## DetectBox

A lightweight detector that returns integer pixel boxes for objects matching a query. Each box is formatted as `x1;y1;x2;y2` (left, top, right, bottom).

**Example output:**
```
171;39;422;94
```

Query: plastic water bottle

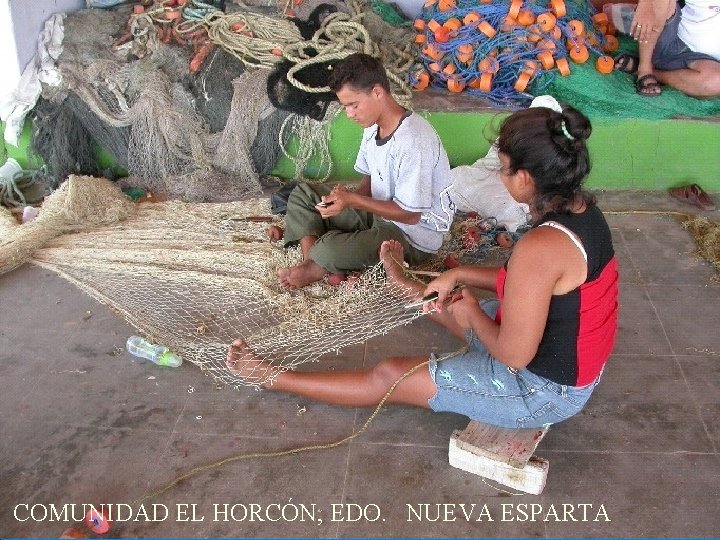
126;336;182;367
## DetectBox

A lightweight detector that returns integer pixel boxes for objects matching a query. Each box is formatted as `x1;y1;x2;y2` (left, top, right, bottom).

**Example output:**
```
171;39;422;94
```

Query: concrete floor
1;191;719;538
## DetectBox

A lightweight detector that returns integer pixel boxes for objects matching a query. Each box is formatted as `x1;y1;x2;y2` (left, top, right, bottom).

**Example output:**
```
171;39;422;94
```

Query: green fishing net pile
536;35;720;119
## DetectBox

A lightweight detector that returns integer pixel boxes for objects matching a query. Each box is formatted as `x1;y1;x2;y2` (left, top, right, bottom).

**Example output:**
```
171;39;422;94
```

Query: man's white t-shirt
354;112;454;253
679;0;720;60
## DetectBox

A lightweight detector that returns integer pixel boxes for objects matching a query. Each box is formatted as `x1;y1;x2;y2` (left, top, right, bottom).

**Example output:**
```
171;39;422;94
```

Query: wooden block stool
448;420;550;495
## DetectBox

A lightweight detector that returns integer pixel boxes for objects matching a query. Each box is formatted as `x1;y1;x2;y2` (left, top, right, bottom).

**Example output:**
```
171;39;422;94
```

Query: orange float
456;44;474;63
501;16;517;32
549;0;566;18
478;56;500;73
551;26;562;39
414;34;426;44
517;10;535;26
413;19;426;31
468;77;483;89
190;41;214;73
438;0;456;12
477;72;494;91
463;12;480;25
603;34;619;52
524;60;538;75
567;38;589;63
508;0;522;20
428;61;442;72
569;45;589;63
556;56;571;75
537;38;556;51
527;24;543;42
434;27;451;42
595;55;614;74
536;12;556;32
427;19;441;32
537;50;555;69
477;20;497;38
514;70;532;92
592;12;609;28
567;19;585;36
413;70;430;90
423;44;443;60
443;62;457;75
447;77;465;93
444;17;462;31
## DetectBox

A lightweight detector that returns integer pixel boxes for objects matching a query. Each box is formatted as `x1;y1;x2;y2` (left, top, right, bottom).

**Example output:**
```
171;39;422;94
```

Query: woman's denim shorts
427;299;601;428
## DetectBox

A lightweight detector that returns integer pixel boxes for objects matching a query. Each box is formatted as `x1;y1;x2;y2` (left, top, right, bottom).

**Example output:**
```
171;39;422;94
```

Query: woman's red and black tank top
495;205;619;386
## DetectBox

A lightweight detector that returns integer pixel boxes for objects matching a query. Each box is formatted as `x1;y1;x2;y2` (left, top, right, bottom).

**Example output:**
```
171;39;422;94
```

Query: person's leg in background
632;0;676;95
654;58;720;99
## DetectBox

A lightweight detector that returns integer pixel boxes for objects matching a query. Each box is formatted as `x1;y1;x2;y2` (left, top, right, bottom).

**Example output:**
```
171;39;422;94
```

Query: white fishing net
0;175;426;388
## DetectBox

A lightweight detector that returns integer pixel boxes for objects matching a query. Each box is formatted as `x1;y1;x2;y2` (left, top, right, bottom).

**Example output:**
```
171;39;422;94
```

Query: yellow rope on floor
132;353;454;505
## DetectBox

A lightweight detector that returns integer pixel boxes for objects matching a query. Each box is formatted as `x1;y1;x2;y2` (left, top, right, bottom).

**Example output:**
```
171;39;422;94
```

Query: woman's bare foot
226;339;279;385
267;225;284;242
277;260;327;289
379;240;424;298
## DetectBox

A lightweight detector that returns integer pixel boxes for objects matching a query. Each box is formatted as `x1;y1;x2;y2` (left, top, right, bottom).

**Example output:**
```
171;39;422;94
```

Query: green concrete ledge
4;111;719;191
272;111;720;191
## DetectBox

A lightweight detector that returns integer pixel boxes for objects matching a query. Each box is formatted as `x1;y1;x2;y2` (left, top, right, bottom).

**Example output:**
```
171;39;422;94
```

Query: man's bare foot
277;260;327;289
326;272;346;286
379;240;423;298
267;225;284;242
226;339;279;386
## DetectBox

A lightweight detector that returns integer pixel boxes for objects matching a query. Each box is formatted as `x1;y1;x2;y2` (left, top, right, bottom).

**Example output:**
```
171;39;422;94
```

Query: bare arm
443;227;586;368
631;0;660;42
423;266;501;308
354;175;372;197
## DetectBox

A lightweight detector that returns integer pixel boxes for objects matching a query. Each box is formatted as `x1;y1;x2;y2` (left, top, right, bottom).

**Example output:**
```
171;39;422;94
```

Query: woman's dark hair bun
548;105;592;152
497;102;594;215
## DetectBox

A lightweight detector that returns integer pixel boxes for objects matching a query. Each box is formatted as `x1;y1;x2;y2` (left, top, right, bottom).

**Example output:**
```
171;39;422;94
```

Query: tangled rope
0;165;47;208
411;0;618;105
278;103;341;183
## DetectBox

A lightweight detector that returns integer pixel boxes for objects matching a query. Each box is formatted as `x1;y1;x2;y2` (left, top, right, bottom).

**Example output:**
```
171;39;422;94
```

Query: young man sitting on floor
615;0;720;97
269;53;454;289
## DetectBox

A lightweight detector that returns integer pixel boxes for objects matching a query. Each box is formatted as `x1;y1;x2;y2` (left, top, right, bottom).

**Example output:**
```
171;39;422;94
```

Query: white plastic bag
447;95;565;232
449;143;529;232
1;14;65;147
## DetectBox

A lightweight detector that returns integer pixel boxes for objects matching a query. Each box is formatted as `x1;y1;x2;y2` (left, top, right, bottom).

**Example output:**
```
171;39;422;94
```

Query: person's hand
445;288;482;329
630;0;657;43
315;184;351;218
423;270;459;313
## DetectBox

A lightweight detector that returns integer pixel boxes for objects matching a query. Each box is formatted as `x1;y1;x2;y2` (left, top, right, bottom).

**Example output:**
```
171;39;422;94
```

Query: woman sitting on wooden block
227;103;619;429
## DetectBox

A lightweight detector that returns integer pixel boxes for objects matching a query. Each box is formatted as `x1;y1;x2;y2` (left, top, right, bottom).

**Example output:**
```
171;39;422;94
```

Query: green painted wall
5;111;720;191
273;111;720;190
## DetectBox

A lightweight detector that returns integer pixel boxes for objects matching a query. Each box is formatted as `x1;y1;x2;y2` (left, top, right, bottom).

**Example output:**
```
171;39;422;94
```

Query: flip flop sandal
635;74;662;96
668;184;716;211
614;52;639;73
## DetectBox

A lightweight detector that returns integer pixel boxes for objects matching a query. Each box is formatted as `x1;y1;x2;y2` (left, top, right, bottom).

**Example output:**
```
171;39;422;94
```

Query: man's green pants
283;183;432;273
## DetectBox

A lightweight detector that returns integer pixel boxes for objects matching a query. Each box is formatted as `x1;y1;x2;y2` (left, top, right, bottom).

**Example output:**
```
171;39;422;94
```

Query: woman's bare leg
227;339;436;408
